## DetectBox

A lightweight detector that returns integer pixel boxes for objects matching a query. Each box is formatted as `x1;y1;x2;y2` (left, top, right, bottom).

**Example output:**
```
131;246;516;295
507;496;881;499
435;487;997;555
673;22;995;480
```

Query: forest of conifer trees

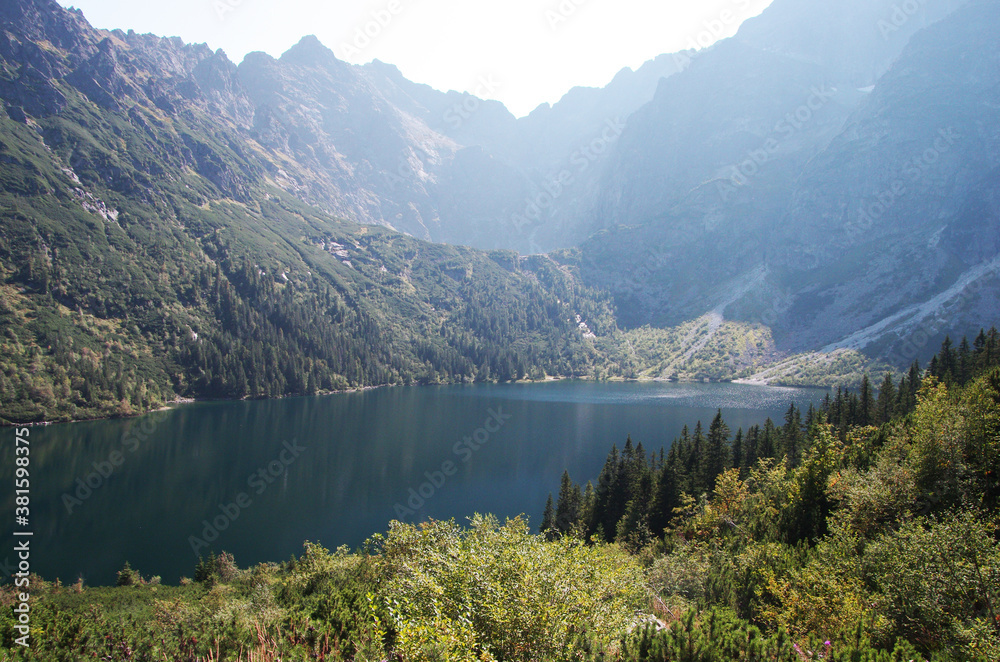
534;327;1000;659
542;327;1000;549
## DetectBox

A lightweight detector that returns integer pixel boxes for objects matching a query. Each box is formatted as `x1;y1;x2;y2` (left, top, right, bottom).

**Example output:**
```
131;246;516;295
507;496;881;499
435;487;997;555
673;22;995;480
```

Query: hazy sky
57;0;774;117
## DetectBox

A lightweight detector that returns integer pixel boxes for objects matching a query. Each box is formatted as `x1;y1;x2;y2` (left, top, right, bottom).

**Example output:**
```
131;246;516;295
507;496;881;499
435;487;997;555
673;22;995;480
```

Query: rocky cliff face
576;0;999;364
1;0;679;255
589;0;971;232
772;0;1000;356
3;0;996;372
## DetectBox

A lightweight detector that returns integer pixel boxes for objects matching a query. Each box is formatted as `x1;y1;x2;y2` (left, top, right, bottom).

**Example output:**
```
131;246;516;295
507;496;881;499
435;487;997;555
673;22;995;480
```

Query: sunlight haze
57;0;774;117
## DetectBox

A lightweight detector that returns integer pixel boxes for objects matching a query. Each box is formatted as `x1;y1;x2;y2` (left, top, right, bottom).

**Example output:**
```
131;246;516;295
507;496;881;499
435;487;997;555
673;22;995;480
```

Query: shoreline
3;375;829;428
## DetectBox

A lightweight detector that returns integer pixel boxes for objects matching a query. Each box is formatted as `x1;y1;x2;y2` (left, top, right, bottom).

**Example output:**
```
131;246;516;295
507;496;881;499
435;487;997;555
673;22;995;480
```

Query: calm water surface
0;381;827;585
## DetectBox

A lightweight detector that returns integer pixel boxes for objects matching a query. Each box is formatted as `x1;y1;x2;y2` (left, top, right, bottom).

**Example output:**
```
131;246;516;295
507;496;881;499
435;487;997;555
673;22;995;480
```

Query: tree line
543;327;1000;547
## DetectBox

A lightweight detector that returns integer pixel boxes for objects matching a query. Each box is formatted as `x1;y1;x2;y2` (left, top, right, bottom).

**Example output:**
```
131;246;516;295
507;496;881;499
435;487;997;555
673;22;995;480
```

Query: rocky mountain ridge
1;0;997;417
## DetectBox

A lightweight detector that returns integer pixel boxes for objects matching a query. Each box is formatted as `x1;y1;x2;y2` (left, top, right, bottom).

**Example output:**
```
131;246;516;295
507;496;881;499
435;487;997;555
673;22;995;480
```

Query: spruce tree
859;374;874;427
831;387;844;428
690;422;705;493
744;426;760;470
958;336;972;385
905;361;921;412
876;373;896;425
591;445;621;540
702;410;730;490
894;375;909;419
581;481;596;532
974;329;988;371
650;461;677;538
939;336;956;383
731;428;744;475
555;470;582;534
928;355;941;381
781;405;803;467
674;426;692;494
540;493;555;539
986;328;999;370
760;418;777;460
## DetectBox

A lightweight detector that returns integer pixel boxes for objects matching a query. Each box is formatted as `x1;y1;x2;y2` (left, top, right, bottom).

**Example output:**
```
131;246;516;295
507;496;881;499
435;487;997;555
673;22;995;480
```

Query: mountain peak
281;34;338;66
369;59;404;81
0;0;60;21
1;0;95;52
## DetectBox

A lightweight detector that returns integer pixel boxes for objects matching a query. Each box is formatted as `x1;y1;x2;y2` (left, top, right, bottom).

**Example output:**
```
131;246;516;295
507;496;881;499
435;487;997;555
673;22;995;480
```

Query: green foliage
604;607;982;662
3;345;999;661
616;317;776;381
1;520;647;661
0;86;640;423
379;515;647;661
862;512;1000;655
548;356;1000;661
115;561;139;587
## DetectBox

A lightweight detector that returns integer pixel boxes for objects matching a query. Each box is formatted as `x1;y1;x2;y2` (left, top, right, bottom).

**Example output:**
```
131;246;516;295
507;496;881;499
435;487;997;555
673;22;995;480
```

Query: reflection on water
0;381;826;585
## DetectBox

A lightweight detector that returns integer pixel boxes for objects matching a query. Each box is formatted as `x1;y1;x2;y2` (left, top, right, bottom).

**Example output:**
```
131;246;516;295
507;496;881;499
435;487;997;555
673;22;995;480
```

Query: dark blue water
0;381;826;585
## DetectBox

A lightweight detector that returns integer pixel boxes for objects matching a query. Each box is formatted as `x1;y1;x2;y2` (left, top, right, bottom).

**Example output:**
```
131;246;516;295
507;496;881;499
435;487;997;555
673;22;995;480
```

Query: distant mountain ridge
575;0;999;369
4;0;684;255
0;0;638;423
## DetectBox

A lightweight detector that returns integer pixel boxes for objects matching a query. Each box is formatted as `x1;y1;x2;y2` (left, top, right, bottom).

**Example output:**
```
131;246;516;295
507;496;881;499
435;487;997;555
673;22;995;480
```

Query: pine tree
859;374;874;427
781;404;803;467
957;336;972;386
555;470;582;535
540;493;555;539
876;373;896;425
731;428;744;475
702;410;730;490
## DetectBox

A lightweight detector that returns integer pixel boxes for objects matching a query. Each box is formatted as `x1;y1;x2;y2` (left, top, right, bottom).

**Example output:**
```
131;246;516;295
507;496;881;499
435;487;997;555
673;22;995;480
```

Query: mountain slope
772;0;1000;356
0;0;629;423
577;0;996;367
